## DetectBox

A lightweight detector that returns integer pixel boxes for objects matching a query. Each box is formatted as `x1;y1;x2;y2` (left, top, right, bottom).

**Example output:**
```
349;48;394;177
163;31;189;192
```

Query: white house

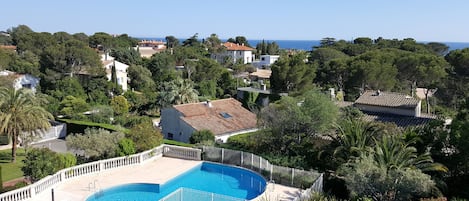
212;42;255;64
0;70;40;93
101;54;129;91
253;55;280;69
160;98;258;143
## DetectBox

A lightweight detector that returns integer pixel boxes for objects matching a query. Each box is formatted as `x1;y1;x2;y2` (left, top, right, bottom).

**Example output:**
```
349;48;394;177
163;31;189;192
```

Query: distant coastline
139;37;469;51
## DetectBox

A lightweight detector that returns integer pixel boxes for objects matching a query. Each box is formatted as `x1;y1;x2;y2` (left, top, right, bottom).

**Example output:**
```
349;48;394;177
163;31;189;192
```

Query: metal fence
202;146;322;190
160;188;247;201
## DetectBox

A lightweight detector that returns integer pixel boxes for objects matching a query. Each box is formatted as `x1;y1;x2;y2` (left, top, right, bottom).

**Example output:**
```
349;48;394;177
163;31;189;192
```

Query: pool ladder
89;179;100;192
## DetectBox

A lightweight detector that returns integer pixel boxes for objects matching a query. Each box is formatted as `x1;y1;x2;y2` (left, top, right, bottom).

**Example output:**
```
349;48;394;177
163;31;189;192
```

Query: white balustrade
0;144;201;201
162;145;201;160
0;187;32;201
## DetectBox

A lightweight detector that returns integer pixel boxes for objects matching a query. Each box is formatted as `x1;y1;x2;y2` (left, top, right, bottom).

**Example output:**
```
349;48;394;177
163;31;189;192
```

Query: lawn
0;148;25;182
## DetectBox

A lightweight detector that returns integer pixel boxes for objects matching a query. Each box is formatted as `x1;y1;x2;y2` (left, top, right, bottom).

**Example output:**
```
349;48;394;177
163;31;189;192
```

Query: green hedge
58;119;129;135
0;135;9;145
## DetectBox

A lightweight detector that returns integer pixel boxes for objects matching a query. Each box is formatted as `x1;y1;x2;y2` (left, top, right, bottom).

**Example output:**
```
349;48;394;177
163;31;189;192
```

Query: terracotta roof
223;42;254;51
250;69;271;79
173;98;257;136
0;45;16;51
355;91;420;109
360;111;436;128
102;60;113;66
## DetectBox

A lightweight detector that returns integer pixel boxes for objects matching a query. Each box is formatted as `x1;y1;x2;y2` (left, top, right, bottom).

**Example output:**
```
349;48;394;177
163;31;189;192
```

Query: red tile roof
223;42;254;51
173;98;257;136
0;45;16;51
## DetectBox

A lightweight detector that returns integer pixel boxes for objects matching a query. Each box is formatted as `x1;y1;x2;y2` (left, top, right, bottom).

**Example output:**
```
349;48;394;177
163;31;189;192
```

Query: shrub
111;95;130;116
189;130;215;144
22;148;64;181
127;122;163;152
88;105;114;124
66;128;125;160
118;138;136;156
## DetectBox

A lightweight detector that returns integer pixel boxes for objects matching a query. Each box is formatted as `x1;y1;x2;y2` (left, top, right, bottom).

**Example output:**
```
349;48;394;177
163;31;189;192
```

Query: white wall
161;108;196;143
14;74;40;93
104;60;129;91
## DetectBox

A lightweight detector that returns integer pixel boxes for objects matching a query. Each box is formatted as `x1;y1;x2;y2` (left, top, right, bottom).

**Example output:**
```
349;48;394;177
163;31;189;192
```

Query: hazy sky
2;0;469;42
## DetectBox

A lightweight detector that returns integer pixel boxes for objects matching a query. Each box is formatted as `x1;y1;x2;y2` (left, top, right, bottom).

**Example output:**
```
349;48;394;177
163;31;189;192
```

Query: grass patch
163;139;194;147
0;148;25;181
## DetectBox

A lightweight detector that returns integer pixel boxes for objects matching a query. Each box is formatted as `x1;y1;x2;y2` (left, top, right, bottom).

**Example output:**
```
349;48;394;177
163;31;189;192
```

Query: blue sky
2;0;469;42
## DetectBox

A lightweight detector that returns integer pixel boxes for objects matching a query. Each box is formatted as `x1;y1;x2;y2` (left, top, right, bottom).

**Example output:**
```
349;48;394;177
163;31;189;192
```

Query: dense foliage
4;25;469;199
22;148;76;181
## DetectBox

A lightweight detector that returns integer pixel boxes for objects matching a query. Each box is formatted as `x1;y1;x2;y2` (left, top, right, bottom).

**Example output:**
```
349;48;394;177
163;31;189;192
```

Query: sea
140;37;469;51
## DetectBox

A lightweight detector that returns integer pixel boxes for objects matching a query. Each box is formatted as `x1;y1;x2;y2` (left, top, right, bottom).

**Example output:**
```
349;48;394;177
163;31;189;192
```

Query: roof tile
173;98;257;135
355;91;420;108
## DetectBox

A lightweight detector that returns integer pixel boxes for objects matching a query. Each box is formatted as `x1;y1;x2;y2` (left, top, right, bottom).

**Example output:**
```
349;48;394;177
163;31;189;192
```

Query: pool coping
28;157;301;201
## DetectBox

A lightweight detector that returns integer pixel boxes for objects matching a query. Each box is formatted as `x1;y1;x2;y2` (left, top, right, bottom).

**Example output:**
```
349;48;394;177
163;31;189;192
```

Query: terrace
0;145;321;201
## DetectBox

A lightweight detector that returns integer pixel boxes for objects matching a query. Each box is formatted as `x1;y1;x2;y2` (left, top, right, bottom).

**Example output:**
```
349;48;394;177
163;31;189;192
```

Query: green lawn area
0;148;25;182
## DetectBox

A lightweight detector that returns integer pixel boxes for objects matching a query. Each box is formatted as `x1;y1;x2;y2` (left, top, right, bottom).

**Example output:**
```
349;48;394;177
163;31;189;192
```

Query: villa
340;90;437;128
160;98;258;143
252;55;280;69
0;70;40;93
101;54;129;91
134;40;167;58
211;42;255;64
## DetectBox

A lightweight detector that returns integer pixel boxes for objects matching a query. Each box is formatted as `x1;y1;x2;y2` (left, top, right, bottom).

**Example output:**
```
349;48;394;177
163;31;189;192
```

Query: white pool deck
30;157;301;201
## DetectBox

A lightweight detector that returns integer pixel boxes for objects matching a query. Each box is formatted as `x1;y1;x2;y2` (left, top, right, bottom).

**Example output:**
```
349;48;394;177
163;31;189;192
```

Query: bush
0;135;9;145
88;105;114;124
118;138;136;156
111;95;130;116
66;128;125;160
127;122;163;152
21;148;76;182
114;115;151;128
189;130;215;144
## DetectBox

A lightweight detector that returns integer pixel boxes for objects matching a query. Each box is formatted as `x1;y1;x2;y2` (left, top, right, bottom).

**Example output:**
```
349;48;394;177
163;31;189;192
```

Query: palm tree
0;87;54;162
158;77;198;108
331;119;378;164
371;134;447;173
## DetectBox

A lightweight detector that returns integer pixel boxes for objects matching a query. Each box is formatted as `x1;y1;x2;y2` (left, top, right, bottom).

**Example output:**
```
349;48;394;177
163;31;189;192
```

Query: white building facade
101;54;129;91
0;70;40;93
212;42;255;64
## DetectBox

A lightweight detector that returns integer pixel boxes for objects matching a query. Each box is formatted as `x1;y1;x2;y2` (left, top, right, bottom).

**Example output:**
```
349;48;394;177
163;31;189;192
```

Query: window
261;57;265;61
220;112;232;119
22;84;32;89
168;133;174;140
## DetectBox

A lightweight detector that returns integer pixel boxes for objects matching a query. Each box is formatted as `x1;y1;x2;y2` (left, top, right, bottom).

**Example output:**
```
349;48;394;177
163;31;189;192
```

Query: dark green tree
189;129;215;144
127;122;163;152
270;53;316;93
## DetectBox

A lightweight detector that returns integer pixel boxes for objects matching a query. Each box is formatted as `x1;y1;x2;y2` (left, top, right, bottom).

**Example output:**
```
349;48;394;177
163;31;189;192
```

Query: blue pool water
86;162;266;201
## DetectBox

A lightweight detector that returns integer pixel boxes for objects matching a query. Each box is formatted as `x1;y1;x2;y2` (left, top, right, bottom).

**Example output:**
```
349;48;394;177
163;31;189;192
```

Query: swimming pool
86;162;266;201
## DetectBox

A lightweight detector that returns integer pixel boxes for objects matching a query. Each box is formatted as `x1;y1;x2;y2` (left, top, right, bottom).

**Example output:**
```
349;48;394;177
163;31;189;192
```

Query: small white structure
160;98;258;143
212;42;255;64
101;54;129;91
253;55;280;69
0;70;40;93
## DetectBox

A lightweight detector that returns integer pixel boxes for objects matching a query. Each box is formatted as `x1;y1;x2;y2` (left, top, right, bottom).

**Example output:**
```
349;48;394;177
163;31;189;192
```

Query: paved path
30;157;301;201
